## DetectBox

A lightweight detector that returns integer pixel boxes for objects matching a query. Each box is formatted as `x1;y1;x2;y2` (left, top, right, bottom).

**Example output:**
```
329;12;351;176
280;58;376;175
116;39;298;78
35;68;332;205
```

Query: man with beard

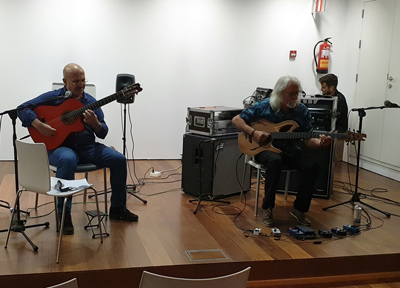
233;75;332;227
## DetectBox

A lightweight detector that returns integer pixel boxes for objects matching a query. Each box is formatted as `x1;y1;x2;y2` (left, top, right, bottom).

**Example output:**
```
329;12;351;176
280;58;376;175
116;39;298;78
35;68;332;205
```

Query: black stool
84;210;110;238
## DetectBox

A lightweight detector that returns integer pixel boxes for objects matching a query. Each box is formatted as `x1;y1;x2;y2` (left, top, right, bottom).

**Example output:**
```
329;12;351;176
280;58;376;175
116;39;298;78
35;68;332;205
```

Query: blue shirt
17;86;108;148
240;98;313;132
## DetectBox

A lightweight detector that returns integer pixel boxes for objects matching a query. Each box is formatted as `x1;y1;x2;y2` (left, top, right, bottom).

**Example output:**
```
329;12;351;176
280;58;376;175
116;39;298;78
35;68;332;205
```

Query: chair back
139;267;250;288
16;140;51;194
46;278;78;288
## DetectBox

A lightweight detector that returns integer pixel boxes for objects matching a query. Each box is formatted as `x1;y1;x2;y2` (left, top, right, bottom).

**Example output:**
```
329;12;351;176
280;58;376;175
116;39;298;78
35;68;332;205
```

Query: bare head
62;63;86;99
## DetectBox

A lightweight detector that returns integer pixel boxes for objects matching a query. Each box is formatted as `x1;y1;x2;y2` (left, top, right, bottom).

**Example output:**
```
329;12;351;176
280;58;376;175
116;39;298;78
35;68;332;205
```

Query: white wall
0;0;364;160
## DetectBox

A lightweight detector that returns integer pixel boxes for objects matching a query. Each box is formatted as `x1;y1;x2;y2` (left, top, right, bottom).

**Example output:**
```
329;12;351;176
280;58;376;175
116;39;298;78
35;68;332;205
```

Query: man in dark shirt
319;73;349;161
233;75;332;227
17;63;138;235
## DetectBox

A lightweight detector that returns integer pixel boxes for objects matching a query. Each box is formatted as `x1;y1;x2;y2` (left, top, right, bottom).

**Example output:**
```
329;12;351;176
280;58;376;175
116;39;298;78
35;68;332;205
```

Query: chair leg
56;198;68;263
255;168;261;217
103;168;108;214
90;187;104;244
240;159;249;202
284;171;291;201
35;193;39;210
83;172;89;204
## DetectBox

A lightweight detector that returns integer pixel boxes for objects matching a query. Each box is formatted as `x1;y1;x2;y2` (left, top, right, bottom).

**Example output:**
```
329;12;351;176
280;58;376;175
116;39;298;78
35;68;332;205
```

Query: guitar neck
270;132;348;140
77;90;125;115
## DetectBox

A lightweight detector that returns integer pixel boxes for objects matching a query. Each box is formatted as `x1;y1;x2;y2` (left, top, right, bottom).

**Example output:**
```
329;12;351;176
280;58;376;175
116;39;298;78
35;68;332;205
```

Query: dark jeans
255;150;319;212
48;143;127;213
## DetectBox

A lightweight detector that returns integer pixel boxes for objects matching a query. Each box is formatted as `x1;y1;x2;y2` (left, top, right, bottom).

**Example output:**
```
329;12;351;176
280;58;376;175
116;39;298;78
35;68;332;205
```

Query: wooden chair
138;267;250;288
5;140;103;263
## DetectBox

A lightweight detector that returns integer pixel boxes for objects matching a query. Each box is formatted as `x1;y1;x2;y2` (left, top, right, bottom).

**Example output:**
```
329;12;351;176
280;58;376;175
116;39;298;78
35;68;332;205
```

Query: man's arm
232;115;270;145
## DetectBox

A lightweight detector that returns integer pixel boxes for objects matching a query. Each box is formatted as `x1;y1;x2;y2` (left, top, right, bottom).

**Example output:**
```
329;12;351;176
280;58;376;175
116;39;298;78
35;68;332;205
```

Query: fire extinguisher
314;37;332;74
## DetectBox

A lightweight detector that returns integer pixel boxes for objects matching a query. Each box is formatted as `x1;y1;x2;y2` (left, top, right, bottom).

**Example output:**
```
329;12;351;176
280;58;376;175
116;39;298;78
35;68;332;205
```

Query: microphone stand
122;103;147;204
0;108;50;251
323;105;396;217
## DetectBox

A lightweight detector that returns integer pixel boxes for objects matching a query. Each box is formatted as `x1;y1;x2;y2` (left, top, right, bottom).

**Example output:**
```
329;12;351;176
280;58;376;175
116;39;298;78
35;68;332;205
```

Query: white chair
138;267;250;288
5;140;103;263
242;155;296;216
46;278;78;288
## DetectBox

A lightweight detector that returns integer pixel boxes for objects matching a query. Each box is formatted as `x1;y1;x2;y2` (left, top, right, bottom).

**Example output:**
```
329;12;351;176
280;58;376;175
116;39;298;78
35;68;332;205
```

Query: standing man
233;76;332;227
319;73;349;161
17;63;138;235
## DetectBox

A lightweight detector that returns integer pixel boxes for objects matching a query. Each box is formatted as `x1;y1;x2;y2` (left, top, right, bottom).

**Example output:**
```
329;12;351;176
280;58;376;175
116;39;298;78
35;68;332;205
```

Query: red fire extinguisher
314;37;332;74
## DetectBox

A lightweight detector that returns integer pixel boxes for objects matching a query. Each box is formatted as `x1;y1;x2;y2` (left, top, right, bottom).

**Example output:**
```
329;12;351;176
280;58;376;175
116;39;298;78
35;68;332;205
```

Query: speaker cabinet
116;74;135;103
182;133;251;198
277;142;335;198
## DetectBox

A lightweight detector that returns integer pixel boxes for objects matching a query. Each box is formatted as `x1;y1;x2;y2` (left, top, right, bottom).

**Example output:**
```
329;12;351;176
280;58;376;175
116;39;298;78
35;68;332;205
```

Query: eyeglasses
69;79;88;85
283;91;306;98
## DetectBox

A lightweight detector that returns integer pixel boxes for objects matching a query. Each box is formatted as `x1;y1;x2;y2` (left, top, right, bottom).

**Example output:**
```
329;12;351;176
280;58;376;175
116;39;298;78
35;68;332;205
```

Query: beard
286;101;298;109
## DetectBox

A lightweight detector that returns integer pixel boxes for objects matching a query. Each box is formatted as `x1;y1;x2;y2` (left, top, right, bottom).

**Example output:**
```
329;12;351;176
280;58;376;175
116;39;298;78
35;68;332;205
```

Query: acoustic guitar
238;119;366;156
28;83;142;150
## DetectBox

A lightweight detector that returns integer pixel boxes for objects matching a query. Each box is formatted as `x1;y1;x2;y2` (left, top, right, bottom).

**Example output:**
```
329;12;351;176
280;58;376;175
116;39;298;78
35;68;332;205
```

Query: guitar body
28;99;85;150
238;119;299;155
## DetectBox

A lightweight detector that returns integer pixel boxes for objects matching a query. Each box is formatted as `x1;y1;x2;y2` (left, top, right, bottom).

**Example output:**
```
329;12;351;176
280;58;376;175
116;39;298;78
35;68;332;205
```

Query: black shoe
59;212;74;235
109;206;138;222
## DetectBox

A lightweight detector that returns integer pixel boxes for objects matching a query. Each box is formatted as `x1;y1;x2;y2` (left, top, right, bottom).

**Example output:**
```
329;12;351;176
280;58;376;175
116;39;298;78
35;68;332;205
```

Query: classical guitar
238;119;366;156
28;83;142;150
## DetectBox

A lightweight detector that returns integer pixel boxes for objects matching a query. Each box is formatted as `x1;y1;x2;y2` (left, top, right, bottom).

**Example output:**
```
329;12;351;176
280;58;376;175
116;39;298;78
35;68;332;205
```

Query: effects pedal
288;225;316;240
271;228;281;237
331;227;347;236
318;229;333;238
343;225;360;234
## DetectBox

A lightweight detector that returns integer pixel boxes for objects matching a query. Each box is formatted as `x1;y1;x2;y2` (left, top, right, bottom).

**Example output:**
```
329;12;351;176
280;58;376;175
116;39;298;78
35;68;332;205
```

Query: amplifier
301;96;338;132
186;106;243;136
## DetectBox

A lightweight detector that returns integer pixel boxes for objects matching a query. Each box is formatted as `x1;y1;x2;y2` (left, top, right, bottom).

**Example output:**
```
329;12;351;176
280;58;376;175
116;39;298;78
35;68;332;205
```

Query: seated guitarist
232;75;332;227
17;63;138;235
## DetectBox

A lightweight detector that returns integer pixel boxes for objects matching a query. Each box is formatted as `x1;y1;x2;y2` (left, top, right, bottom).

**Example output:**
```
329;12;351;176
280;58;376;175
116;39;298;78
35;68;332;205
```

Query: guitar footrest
84;210;109;238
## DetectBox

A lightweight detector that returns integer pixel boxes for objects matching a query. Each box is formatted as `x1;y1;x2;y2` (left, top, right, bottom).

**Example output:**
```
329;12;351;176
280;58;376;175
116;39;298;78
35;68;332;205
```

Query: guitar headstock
345;131;367;142
122;83;143;97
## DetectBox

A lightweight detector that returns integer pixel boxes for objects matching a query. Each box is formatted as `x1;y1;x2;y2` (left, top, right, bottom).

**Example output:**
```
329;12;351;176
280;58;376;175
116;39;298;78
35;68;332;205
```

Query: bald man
17;63;138;235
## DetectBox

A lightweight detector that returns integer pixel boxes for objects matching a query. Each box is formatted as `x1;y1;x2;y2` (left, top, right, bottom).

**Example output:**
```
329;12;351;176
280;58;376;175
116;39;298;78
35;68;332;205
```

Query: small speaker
116;74;135;104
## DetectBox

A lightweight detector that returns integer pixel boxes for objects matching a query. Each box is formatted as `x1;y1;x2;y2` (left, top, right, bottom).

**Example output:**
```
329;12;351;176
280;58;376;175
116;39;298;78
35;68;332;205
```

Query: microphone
57;91;72;100
384;100;399;107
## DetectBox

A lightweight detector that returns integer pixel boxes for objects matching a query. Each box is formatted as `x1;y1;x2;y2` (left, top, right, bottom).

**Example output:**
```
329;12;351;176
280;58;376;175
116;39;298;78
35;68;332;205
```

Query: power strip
150;171;161;177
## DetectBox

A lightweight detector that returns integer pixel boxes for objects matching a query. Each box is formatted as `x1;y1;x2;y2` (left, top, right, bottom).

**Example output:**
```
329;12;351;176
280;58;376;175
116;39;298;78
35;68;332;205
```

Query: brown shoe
290;208;311;226
262;208;274;227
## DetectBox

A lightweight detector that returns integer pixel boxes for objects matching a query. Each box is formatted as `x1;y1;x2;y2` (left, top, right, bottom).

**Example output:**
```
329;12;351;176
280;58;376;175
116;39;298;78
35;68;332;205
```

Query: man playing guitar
17;63;139;235
233;75;332;227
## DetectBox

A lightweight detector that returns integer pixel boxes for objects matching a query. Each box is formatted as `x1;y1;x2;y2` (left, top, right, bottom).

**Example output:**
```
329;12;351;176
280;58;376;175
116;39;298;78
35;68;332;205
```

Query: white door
380;2;400;167
354;0;397;169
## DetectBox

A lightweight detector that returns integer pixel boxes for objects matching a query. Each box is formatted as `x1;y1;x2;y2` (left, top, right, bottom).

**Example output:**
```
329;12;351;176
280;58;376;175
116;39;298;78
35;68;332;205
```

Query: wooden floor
0;159;400;288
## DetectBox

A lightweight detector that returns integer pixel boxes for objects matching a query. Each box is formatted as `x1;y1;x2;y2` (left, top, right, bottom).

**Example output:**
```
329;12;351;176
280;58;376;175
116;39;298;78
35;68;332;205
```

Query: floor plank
0;160;399;287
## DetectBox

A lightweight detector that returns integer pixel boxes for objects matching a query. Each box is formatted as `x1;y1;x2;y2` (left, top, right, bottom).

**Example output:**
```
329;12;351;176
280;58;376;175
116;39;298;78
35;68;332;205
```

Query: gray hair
270;75;302;111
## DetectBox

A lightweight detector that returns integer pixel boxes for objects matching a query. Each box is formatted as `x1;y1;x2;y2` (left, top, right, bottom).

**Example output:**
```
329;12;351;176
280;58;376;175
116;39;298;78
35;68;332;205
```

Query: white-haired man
233;75;332;227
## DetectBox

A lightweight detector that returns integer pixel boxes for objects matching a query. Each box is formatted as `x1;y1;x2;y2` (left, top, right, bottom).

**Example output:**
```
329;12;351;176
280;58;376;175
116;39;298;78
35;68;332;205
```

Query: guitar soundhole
61;110;77;125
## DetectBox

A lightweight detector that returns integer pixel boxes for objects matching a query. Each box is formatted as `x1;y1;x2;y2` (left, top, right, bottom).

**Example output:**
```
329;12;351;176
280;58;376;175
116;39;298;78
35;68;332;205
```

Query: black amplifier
186;106;243;136
301;96;338;132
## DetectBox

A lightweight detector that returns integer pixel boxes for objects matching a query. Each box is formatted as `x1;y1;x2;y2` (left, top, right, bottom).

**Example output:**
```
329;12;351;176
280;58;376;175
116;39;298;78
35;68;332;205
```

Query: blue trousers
48;143;127;213
255;150;319;213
